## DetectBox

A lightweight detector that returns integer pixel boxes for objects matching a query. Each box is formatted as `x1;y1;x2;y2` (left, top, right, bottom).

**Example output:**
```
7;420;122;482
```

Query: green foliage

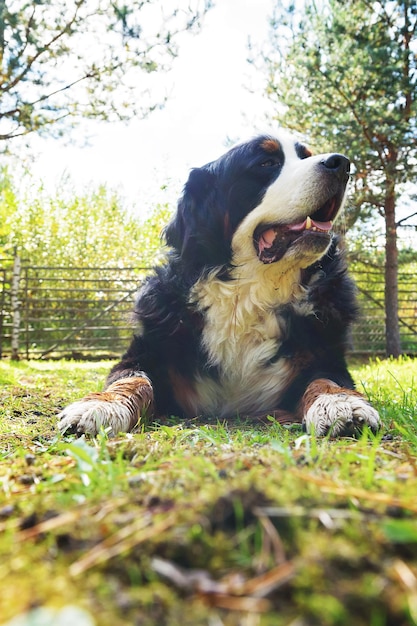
1;358;417;625
0;166;18;251
256;0;416;356
0;0;211;143
350;256;417;353
258;0;416;228
0;169;172;266
0;169;174;359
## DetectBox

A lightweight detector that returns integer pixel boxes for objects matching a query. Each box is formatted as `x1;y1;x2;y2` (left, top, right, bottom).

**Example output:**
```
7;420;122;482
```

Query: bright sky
26;0;277;214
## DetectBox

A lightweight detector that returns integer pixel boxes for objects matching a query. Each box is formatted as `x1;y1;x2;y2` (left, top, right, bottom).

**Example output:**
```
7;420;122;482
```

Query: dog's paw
303;391;381;437
58;397;136;436
58;375;153;436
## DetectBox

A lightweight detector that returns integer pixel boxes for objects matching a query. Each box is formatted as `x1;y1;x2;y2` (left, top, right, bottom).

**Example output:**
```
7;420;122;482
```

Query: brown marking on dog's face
260;138;281;153
294;141;314;159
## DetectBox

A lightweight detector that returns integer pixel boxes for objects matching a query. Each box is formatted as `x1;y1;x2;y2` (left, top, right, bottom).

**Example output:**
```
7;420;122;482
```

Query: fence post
11;252;21;361
0;268;6;359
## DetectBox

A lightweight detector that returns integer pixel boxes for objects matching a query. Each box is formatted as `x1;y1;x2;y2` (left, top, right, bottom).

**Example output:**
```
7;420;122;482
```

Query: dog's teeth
305;216;312;230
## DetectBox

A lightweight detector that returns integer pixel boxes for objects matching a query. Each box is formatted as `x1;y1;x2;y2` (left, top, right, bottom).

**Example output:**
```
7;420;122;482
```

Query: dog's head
165;132;350;272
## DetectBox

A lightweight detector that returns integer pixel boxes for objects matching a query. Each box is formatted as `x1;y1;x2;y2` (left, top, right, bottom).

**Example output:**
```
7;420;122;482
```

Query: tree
256;0;417;357
0;0;210;143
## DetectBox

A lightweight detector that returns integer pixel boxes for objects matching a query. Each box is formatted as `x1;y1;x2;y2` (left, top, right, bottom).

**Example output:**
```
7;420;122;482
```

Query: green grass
0;357;417;626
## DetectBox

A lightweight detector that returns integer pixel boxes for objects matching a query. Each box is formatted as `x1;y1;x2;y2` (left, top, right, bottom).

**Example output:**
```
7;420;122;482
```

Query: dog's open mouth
254;193;342;264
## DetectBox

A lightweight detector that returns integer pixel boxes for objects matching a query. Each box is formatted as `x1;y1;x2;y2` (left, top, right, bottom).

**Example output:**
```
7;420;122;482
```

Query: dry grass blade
70;511;178;577
17;509;85;541
16;498;129;541
253;505;363;519
289;468;417;512
241;562;295;597
392;560;417;591
254;509;287;567
201;593;272;613
152;556;295;612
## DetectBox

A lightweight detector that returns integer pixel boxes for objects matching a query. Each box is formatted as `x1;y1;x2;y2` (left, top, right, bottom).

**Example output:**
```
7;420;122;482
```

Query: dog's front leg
301;378;381;437
58;373;154;436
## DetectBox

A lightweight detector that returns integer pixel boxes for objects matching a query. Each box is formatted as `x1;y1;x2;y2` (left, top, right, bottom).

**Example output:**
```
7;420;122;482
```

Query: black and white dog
58;132;380;437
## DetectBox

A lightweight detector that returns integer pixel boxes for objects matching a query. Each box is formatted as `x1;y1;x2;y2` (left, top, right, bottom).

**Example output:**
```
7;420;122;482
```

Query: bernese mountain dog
58;132;381;438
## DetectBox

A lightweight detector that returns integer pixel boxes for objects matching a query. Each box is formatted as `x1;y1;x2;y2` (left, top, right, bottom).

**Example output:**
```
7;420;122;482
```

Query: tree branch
396;211;417;227
3;3;84;93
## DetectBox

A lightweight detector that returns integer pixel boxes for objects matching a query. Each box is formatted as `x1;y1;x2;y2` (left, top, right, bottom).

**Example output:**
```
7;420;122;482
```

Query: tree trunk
384;182;401;357
11;252;21;361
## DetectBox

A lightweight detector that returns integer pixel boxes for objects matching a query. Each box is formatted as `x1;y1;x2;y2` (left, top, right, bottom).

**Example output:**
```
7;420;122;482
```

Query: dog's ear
165;167;229;268
165;167;215;251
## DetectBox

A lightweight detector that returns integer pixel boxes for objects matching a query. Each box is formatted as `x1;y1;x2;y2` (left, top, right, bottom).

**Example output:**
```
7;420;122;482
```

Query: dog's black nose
321;154;350;179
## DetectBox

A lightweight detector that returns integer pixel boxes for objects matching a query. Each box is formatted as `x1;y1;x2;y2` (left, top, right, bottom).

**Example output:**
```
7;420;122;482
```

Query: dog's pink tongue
259;218;333;253
259;228;277;252
313;220;333;231
262;229;276;246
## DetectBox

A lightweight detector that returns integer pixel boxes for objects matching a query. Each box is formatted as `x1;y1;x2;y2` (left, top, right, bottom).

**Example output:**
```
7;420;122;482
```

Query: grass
0;357;416;626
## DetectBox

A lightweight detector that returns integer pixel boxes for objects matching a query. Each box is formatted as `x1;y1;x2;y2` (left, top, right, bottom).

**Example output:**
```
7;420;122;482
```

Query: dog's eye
260;159;279;168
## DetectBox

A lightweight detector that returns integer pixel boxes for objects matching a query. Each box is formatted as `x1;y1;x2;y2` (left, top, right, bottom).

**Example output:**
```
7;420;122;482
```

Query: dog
58;132;381;438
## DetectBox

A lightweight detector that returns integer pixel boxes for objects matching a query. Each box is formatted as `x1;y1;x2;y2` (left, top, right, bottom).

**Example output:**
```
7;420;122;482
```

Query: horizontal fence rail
0;259;151;359
352;261;417;355
0;256;416;359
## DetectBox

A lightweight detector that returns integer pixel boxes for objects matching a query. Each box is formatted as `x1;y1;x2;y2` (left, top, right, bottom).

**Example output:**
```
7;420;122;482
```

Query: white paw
303;392;381;437
58;398;135;436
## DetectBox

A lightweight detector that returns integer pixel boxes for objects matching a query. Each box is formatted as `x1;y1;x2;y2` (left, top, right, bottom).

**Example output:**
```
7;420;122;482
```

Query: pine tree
257;0;416;357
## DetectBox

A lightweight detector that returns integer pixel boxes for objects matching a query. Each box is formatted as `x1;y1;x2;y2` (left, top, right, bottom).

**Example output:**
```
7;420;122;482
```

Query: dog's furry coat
58;132;380;437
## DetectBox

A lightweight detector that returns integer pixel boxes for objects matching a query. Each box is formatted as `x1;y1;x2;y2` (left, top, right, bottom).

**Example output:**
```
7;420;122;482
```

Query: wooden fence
0;256;416;359
0;258;150;359
352;260;417;355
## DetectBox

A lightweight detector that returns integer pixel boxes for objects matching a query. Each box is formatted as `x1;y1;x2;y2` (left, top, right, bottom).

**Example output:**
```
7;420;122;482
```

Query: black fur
165;136;285;272
107;134;359;422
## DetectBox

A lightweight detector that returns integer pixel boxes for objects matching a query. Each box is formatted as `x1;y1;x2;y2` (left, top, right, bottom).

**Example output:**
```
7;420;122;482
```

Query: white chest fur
189;261;307;417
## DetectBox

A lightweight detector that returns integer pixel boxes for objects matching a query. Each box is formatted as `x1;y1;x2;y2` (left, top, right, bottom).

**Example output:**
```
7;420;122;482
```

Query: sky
24;0;277;214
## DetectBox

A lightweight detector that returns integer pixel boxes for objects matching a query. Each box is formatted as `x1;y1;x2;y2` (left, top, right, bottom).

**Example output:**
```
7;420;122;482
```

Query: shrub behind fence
352;260;417;355
0;257;416;359
0;259;150;359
